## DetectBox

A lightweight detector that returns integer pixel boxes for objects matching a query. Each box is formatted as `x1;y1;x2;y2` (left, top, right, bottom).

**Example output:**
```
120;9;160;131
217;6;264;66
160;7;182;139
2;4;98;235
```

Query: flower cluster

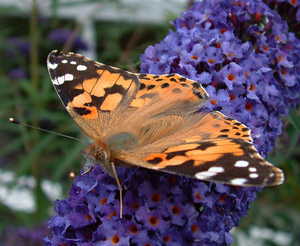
45;165;258;245
46;0;299;245
141;0;300;157
5;37;31;58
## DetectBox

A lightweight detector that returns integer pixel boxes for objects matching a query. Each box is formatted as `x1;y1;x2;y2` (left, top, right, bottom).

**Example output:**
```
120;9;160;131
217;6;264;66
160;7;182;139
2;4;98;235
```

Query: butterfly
47;50;284;188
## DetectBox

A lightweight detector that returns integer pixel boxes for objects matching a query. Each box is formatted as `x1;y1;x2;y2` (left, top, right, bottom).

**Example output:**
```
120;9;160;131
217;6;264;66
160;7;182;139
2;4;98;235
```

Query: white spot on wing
208;167;224;173
234;160;249;167
52;78;59;85
249;167;257;172
57;76;64;85
70;61;76;65
62;60;68;64
231;178;247;185
77;65;87;71
47;62;57;69
65;73;74;81
195;171;216;179
195;166;224;179
249;173;259;178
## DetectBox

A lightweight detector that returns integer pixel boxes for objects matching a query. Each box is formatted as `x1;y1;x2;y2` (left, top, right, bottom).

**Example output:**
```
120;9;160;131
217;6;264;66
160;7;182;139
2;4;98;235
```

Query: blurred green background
0;0;299;245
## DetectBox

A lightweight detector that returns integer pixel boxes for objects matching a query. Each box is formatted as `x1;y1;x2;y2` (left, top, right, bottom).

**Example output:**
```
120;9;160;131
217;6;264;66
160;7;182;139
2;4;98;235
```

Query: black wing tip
47;50;77;61
265;168;285;187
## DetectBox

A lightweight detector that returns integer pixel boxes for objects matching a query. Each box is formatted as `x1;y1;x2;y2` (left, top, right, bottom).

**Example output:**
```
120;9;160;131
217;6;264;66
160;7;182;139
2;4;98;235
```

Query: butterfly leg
111;161;123;218
81;164;94;176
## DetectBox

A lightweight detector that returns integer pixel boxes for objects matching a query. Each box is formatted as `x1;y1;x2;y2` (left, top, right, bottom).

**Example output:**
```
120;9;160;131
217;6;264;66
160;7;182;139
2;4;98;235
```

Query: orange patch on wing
136;74;207;107
99;70;118;89
207;140;243;154
130;97;153;108
96;69;104;75
185;150;223;163
146;154;190;169
82;106;98;119
74;84;83;90
69;92;98;119
116;76;133;90
83;78;98;93
183;142;244;165
165;144;199;153
107;72;122;86
185;139;244;164
184;136;203;143
71;91;91;107
100;93;123;111
145;153;167;162
90;80;105;97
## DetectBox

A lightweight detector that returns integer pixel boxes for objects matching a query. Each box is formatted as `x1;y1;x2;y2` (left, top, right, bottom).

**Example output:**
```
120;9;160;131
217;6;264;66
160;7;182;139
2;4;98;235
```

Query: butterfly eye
107;132;137;150
81;149;96;161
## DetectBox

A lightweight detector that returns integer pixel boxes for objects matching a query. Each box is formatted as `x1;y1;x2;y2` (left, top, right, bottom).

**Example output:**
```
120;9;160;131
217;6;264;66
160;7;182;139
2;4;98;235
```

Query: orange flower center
172;206;180;215
100;198;107;205
227;74;235;81
149;216;159;226
229;94;235;101
246;102;253;111
195;191;202;200
130;224;139;234
163;236;170;242
208;59;215;64
131;202;140;209
151;193;161;202
191;224;198;234
86;214;92;221
262;45;269;51
110;235;120;244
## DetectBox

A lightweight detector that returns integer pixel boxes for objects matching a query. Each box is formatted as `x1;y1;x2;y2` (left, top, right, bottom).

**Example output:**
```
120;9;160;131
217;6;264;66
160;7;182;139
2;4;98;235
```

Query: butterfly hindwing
130;73;209;110
114;112;284;187
144;138;283;186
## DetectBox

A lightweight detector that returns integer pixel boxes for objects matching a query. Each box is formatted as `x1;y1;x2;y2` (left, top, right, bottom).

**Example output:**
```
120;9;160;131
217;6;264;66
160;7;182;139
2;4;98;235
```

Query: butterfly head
82;138;115;176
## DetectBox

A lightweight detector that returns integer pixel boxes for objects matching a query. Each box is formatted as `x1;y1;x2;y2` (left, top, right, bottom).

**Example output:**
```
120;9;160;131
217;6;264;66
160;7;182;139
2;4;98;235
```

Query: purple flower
2;223;49;246
219;62;246;90
5;37;30;58
46;166;258;245
204;46;224;67
48;28;88;51
8;68;26;80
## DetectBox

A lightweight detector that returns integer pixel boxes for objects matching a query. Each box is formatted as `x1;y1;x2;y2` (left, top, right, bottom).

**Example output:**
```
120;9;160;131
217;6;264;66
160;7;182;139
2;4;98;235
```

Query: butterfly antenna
9;117;88;144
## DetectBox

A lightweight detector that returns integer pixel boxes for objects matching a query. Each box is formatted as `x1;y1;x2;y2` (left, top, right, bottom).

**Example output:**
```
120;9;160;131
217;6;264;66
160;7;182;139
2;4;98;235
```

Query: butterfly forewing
47;51;140;137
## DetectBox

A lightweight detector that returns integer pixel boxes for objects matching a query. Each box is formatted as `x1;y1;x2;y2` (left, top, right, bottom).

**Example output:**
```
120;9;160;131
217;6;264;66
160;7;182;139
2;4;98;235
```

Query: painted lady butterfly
47;50;284;187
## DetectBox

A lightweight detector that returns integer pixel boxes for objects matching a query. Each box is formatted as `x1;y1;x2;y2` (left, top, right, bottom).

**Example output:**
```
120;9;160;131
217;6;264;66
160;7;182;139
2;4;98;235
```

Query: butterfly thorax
84;132;137;177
